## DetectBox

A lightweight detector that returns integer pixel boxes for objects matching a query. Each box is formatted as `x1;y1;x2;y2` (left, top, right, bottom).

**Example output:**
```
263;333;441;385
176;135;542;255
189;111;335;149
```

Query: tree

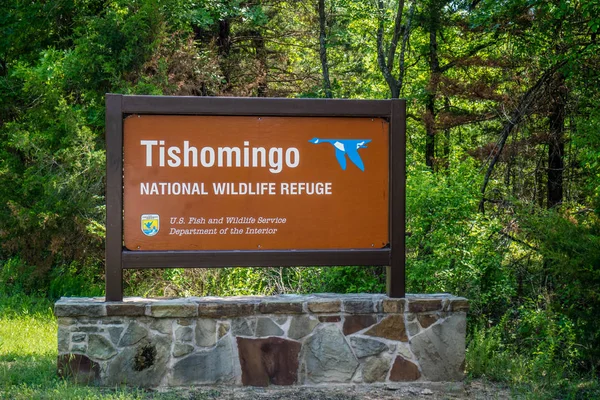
376;0;413;99
318;0;333;98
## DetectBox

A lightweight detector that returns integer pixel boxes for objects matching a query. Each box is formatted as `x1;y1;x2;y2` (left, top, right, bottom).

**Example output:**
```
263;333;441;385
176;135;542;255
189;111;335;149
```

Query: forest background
1;0;600;398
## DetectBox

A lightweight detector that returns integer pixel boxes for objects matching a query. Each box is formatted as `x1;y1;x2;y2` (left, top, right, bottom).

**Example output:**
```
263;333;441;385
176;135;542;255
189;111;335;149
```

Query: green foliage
301;266;385;294
0;50;106;295
466;325;522;383
406;162;514;319
500;299;580;373
0;258;39;295
120;266;384;298
572;109;600;215
1;0;600;395
514;207;600;371
48;262;105;299
467;322;600;399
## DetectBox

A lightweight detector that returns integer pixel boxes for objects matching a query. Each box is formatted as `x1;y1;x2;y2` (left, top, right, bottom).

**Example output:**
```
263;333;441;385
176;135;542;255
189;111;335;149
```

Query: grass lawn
0;294;163;399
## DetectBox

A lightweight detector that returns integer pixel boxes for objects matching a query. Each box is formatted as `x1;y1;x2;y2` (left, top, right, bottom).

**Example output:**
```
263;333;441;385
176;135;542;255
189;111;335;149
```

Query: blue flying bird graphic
308;138;371;171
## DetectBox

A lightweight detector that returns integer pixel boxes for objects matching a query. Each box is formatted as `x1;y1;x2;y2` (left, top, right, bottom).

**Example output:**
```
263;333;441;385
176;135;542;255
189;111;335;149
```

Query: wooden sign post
106;95;406;301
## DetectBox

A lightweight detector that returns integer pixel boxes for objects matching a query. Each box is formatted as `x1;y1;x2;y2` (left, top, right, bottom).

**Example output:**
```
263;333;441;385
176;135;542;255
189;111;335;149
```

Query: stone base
55;294;468;387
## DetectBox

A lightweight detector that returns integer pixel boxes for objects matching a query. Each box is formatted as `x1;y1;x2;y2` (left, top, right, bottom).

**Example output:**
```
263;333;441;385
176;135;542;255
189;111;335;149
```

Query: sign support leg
387;99;406;298
106;94;124;301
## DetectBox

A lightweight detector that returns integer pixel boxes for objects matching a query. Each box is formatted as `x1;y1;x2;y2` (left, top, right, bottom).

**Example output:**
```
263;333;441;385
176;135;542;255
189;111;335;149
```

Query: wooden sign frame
105;94;406;301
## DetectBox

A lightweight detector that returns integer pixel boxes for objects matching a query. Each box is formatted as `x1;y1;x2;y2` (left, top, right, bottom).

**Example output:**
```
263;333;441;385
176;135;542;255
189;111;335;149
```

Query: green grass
466;325;600;400
0;294;189;399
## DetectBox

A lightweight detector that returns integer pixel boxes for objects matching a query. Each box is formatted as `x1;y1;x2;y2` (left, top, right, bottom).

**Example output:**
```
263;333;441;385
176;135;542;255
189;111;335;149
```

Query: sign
123;115;389;251
105;95;406;301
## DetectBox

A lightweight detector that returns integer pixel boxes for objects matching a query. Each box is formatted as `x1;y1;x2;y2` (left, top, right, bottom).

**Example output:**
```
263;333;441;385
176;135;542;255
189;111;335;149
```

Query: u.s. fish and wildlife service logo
141;214;159;236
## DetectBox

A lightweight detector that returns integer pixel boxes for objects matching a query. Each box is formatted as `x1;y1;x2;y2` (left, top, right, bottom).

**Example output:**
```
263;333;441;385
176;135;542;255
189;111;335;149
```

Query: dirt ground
165;380;514;400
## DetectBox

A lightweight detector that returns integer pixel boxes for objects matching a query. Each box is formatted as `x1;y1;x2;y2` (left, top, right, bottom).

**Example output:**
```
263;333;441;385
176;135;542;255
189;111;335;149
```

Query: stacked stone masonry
54;294;468;387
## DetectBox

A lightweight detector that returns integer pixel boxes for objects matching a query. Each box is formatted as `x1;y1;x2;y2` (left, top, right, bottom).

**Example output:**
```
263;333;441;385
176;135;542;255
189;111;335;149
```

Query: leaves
0;0;600;380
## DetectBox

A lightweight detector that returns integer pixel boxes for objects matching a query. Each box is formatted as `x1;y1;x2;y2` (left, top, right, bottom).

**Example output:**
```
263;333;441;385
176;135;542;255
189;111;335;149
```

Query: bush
514;206;600;372
405;162;514;320
120;266;385;298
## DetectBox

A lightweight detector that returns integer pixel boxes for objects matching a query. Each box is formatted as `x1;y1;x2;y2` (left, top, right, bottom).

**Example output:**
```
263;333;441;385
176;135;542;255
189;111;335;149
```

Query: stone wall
54;294;468;387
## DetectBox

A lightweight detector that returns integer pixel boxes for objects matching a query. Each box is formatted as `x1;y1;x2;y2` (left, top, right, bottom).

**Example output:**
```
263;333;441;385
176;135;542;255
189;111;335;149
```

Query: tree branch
397;1;415;94
499;231;539;251
377;0;395;97
318;0;332;98
386;0;405;74
439;41;494;73
479;61;567;212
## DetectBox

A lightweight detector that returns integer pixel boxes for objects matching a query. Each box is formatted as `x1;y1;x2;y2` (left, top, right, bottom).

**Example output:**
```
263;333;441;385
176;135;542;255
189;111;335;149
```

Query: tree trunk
318;0;332;98
547;73;566;208
376;0;405;99
425;93;436;169
442;97;451;170
217;19;232;89
252;30;268;97
479;61;566;211
425;24;440;169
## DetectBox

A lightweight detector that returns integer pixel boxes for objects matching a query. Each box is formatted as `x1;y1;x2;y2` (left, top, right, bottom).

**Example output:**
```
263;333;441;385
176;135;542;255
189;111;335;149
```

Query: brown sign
123;115;389;250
